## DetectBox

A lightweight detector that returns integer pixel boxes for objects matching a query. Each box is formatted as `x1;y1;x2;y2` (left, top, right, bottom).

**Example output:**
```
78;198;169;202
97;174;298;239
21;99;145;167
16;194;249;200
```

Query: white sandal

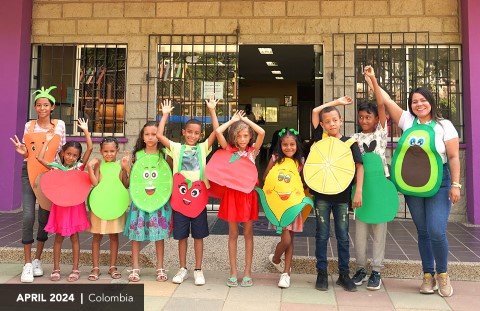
128;269;140;282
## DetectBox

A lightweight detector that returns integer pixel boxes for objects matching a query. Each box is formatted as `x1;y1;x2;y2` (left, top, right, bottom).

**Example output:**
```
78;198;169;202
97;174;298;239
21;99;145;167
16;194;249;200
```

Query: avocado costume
391;118;442;197
88;160;129;220
304;135;356;195
130;150;173;213
352;141;399;224
255;158;313;234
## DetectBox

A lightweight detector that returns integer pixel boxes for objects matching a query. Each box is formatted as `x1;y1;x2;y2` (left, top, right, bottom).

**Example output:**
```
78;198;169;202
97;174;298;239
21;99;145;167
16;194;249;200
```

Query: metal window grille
30;44;127;136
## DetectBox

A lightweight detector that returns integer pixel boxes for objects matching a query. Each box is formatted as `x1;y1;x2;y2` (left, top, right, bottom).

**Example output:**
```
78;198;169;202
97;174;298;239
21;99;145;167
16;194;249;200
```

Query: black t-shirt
309;126;362;203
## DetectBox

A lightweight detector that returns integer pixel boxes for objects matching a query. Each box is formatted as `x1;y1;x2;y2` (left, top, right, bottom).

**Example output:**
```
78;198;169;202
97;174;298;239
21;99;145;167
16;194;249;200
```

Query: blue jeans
314;199;350;273
21;162;49;244
405;165;451;274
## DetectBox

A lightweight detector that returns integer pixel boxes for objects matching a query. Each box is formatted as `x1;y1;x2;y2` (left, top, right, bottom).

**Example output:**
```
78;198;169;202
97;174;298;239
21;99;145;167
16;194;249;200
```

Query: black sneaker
366;270;382;290
336;273;357;292
315;270;328;291
352;268;368;286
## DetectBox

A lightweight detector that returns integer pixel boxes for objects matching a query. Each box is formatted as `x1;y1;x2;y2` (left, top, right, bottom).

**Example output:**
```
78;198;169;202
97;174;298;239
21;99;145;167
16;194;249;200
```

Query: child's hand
353;191;362;208
337;96;353;106
205;95;219;110
88;158;99;169
45;129;55;142
160;99;174;115
231;110;245;122
10;135;27;155
121;151;131;169
363;65;375;78
77;118;89;133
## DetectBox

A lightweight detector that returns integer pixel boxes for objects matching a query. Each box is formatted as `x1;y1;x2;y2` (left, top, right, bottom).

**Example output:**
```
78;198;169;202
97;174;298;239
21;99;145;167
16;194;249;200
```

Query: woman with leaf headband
10;86;66;283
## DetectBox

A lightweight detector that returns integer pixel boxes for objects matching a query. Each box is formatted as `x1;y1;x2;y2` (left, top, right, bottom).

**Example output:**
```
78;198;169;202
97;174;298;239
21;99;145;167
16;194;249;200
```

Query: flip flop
226;277;238;287
241;277;253;287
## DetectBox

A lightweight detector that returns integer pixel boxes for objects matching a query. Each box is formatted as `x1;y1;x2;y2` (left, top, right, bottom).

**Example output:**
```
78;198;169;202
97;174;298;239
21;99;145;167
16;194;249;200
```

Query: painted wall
0;0;32;211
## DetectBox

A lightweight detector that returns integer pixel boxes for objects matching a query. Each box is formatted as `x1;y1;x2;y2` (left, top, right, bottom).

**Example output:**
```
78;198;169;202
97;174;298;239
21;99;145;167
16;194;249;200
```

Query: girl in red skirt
215;110;265;287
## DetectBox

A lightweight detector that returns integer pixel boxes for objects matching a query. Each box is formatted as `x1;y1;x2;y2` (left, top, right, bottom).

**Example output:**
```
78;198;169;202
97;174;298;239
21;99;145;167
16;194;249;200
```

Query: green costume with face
130;150;173;213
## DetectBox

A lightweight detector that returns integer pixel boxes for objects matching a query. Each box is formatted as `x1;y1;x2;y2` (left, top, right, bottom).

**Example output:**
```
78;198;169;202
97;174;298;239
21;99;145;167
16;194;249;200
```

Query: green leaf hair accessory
33;86;57;104
278;128;299;137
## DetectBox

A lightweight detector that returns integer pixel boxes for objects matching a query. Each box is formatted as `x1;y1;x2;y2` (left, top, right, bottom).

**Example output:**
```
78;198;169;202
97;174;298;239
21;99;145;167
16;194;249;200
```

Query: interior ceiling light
258;48;273;54
266;61;278;66
275;77;284;80
271;70;282;75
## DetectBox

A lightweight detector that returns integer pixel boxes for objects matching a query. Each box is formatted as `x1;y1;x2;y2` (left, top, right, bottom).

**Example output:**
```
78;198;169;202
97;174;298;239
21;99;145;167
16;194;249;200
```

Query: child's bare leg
34;241;46;261
91;234;102;269
272;229;292;264
131;241;140;269
24;244;32;264
53;234;64;271
193;238;203;269
109;233;119;267
70;233;80;271
243;221;253;278
228;222;239;278
178;238;187;268
283;231;295;274
155;240;165;269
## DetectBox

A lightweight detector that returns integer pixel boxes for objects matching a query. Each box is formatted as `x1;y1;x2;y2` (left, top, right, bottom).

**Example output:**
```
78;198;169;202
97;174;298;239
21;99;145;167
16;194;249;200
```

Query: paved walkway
1;263;478;311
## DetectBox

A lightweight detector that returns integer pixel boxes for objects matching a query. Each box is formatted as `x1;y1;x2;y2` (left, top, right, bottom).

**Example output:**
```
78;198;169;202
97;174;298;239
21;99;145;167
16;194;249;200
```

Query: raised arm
77;118;93;163
312;96;353;129
364;66;403;125
87;158;100;186
156;99;174;149
120;151;131;188
10;134;28;158
240;112;265;156
205;95;220;148
36;129;55;168
215;111;243;149
364;66;387;128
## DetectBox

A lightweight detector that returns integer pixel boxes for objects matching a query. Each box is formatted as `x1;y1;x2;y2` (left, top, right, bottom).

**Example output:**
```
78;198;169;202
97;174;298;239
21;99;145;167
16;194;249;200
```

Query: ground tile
143;280;177;296
172;280;228;300
223;299;280;311
388;291;452;310
281;302;336;311
445;293;480;311
338;306;395;311
335;289;393;307
382;277;420;293
449;280;480;296
226;285;281;302
281;286;336;305
144;296;169;311
163;297;223;311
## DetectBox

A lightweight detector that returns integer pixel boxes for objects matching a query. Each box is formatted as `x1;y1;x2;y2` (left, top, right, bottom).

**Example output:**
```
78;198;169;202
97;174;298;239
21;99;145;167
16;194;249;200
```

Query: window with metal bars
30;44;127;136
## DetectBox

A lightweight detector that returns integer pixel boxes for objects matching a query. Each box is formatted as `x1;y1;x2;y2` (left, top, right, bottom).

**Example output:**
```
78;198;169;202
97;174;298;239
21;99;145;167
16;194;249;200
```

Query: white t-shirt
398;111;458;164
352;121;389;177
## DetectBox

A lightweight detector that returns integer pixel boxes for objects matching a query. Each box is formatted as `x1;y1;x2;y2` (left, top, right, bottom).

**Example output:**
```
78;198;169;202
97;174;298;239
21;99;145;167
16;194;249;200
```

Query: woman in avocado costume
380;80;460;297
87;137;129;281
10;86;66;283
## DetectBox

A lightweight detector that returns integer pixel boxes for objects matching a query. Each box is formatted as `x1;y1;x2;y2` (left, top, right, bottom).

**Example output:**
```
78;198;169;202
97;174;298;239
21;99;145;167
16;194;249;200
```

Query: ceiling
238;45;315;83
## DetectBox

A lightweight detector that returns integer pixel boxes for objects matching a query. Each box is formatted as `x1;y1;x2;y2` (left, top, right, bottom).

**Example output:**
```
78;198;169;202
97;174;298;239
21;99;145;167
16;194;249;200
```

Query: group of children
10;65;455;297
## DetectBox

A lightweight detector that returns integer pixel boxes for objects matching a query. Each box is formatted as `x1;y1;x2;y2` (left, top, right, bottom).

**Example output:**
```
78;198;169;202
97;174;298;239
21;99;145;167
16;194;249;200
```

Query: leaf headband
33;86;57;104
278;128;299;137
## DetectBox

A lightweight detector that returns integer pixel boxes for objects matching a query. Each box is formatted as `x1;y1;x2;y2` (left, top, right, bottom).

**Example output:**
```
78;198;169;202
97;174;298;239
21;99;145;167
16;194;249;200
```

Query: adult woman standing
378;83;460;297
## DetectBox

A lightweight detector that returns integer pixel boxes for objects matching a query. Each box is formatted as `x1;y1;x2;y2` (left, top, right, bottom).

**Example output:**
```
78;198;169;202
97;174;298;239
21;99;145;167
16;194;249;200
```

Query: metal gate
330;32;463;218
146;34;239;210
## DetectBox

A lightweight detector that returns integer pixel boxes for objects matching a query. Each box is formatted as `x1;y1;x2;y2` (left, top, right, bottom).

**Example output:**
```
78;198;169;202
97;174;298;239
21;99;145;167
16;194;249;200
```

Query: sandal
226;277;238;287
128;269;140;282
50;269;61;282
88;267;101;281
156;268;168;282
241;276;253;287
108;266;122;279
67;270;80;282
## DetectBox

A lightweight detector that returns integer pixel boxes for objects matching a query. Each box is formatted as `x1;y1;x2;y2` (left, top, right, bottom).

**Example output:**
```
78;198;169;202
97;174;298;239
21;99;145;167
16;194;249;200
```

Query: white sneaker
194;269;206;286
268;254;284;273
172;268;188;284
32;259;43;277
21;263;34;283
278;273;290;288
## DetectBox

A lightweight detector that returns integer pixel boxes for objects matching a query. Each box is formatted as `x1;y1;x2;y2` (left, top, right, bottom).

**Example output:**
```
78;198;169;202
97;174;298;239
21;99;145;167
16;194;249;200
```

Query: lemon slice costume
255;158;313;234
304;135;356;194
130;150;172;213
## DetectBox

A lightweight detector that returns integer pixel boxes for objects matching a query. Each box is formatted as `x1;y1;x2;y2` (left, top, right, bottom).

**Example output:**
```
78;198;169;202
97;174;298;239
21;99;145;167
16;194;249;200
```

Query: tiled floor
1;211;480;262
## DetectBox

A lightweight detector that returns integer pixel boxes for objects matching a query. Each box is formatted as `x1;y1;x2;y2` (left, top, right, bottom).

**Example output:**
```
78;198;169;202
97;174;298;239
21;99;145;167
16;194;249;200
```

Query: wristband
451;182;462;189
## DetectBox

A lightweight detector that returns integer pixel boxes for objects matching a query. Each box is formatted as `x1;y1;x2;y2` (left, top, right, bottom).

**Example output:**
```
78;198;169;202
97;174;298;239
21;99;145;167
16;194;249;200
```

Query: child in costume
264;128;305;288
86;137;129;281
156;96;219;286
10;86;66;283
310;96;363;292
37;118;92;282
123;121;172;282
349;66;390;290
379;78;460;297
215;110;265;287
